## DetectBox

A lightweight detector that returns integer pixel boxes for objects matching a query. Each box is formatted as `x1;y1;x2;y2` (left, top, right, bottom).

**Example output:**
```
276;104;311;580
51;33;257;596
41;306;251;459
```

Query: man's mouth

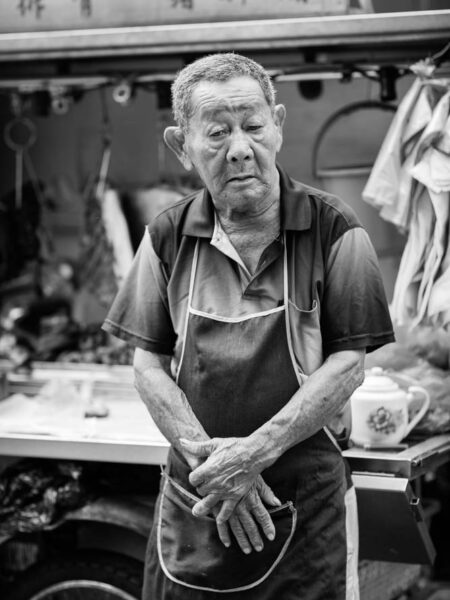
228;174;255;182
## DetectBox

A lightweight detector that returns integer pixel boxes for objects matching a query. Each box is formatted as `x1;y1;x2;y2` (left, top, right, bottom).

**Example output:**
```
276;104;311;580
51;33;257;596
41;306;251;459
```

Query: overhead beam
0;10;448;62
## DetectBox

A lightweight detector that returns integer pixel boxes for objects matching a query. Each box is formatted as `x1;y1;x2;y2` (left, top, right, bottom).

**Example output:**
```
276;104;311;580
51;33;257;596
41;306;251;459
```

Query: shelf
343;434;450;479
0;433;169;465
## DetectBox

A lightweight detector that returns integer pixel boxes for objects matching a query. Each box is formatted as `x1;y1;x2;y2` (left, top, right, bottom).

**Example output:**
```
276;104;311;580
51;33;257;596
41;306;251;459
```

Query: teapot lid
361;367;400;392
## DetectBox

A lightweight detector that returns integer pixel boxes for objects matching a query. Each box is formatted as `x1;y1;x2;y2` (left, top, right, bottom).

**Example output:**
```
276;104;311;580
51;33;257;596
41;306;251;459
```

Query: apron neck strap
283;232;289;306
188;240;199;308
283;233;306;387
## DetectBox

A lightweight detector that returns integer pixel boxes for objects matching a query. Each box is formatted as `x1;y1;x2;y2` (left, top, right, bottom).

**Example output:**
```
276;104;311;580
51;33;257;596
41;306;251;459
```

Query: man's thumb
179;438;213;457
256;477;282;507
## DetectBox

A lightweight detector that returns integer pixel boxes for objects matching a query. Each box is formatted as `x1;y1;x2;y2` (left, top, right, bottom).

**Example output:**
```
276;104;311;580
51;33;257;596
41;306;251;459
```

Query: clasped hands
180;436;280;555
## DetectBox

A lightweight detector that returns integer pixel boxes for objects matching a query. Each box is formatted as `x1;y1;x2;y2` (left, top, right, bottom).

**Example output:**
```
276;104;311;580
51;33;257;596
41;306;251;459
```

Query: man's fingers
229;515;252;555
247;493;276;541
256;476;282;507
188;458;217;488
195;481;214;497
216;520;231;548
189;468;205;488
236;505;264;552
180;438;214;458
191;493;220;517
214;507;232;549
216;499;238;523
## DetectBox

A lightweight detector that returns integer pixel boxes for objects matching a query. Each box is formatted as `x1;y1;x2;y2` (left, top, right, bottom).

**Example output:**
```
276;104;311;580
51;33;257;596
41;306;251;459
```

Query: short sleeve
102;229;176;354
321;227;395;355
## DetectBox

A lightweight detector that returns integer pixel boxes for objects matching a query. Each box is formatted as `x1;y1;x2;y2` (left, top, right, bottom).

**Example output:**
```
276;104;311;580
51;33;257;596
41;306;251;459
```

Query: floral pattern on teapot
367;407;404;435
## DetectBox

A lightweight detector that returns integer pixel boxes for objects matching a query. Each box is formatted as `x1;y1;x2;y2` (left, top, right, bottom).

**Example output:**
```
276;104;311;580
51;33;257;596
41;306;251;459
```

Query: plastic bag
0;460;87;537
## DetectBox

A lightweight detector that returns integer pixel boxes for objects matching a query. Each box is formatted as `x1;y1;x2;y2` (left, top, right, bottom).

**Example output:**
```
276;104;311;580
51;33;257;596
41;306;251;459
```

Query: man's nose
226;131;253;163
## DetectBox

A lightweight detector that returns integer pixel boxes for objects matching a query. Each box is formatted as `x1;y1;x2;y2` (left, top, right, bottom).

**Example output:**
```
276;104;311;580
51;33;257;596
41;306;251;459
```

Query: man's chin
224;193;269;214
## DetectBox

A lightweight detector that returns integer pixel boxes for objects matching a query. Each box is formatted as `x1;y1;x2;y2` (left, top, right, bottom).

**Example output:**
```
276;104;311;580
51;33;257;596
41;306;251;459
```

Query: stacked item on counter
0;368;167;443
0;377;107;438
0;258;134;368
363;62;450;330
0;301;134;367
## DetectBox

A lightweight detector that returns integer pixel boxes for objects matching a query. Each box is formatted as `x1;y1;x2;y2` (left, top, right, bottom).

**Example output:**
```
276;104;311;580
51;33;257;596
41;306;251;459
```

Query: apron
143;235;359;600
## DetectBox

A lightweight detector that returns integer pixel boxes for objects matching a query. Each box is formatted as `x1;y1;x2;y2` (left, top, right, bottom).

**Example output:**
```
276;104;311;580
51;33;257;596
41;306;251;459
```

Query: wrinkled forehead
187;76;270;122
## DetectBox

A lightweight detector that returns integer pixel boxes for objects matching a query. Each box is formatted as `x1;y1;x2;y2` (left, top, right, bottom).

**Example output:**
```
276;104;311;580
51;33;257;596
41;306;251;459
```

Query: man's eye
210;129;226;138
247;125;262;132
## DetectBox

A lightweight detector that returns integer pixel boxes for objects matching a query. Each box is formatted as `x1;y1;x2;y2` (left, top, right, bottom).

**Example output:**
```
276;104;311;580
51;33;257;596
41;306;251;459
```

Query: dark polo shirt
103;167;394;376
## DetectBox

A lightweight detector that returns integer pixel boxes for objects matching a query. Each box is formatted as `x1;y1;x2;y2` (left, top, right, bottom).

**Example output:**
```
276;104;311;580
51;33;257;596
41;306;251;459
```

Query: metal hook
49;86;71;115
51;95;70;115
432;40;450;67
112;80;133;106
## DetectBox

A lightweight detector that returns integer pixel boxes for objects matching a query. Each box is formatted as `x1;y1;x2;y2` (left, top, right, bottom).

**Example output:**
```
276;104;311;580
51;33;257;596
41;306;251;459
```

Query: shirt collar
211;212;252;276
181;165;311;238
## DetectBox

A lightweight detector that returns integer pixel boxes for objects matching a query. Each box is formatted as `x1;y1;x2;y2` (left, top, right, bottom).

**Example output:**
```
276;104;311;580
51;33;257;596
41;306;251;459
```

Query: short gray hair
171;53;276;131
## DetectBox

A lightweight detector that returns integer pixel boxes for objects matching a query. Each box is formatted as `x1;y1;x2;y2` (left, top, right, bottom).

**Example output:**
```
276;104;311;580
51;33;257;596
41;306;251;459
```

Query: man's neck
217;198;280;240
215;198;281;275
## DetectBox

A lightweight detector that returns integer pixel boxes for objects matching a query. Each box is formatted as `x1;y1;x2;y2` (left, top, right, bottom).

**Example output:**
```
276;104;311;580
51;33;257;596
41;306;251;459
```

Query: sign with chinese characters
0;0;348;33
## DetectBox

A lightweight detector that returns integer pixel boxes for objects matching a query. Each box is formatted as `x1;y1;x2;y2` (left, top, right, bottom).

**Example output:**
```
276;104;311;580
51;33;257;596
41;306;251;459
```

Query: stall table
0;362;449;599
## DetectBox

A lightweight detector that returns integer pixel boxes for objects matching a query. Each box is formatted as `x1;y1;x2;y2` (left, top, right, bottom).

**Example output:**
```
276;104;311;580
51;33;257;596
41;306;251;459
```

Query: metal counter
0;361;170;465
343;435;450;480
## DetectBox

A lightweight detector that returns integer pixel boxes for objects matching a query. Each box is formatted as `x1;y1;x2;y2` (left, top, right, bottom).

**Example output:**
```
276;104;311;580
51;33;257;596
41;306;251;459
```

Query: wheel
5;551;143;600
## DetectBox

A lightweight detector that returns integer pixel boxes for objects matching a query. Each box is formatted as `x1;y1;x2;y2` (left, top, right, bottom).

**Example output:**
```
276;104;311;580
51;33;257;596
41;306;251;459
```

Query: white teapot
349;367;430;447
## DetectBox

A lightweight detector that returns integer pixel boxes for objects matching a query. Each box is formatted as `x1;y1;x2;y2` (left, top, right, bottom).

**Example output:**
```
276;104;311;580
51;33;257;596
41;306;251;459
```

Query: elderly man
103;53;394;600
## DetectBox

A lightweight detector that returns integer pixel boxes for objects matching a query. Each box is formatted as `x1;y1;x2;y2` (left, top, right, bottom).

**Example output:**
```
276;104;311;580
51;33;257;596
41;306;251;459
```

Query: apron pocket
157;476;297;593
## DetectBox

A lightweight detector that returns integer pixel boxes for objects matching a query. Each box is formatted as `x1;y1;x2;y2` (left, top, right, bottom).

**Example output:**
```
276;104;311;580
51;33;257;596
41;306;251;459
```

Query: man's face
180;76;285;214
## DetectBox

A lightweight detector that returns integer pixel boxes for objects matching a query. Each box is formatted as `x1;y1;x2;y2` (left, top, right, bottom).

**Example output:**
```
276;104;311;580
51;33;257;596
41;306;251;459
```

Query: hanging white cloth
362;78;427;231
365;73;450;328
410;93;450;327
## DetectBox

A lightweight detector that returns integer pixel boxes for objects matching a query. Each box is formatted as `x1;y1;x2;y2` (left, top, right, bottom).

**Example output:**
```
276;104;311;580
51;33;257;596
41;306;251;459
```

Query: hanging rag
366;75;450;328
410;92;450;327
362;78;426;230
390;184;435;325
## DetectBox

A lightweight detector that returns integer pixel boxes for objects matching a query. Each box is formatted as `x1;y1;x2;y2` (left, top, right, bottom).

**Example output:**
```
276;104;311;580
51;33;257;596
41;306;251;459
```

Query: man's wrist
246;428;283;472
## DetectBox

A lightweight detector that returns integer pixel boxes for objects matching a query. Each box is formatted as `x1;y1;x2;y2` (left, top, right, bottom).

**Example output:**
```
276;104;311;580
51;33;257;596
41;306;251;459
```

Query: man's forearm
133;347;209;468
248;349;365;472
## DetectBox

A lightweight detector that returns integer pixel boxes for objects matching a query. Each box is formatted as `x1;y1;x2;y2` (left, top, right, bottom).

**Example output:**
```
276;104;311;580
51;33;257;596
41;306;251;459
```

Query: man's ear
273;104;286;152
164;126;193;171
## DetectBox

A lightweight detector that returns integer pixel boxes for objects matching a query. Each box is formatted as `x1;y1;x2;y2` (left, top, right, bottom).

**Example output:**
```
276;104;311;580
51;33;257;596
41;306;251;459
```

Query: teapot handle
405;386;430;436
